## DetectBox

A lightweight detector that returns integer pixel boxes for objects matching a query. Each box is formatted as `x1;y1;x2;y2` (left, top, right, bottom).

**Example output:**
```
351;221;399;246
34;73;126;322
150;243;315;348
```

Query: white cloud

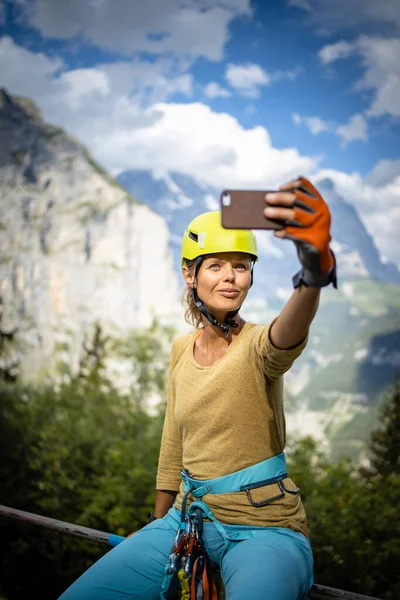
271;67;303;82
314;28;333;38
16;0;252;61
97;102;317;188
225;63;271;98
56;69;111;111
204;82;231;99
293;110;369;147
314;168;400;267
289;0;400;32
0;38;316;190
318;40;353;65
224;64;301;98
0;35;63;96
292;112;331;135
0;36;192;115
366;158;400;187
245;104;256;116
336;113;368;145
288;0;312;11
319;35;400;119
98;59;193;104
204;194;219;210
354;37;400;118
254;231;284;258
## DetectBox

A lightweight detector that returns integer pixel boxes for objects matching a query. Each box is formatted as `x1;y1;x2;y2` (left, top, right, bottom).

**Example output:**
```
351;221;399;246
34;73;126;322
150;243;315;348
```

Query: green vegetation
0;322;399;599
0;321;172;598
287;377;400;599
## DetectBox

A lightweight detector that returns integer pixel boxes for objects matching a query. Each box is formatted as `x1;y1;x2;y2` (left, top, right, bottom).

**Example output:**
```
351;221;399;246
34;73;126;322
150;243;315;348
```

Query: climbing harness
160;452;297;599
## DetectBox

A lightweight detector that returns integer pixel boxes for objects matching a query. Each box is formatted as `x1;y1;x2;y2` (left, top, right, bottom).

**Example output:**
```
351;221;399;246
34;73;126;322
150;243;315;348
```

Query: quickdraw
161;507;218;600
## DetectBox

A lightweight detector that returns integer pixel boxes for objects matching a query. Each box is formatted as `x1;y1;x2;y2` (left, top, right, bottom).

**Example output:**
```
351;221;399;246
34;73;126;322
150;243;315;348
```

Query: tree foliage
0;328;399;599
287;376;400;599
0;320;173;599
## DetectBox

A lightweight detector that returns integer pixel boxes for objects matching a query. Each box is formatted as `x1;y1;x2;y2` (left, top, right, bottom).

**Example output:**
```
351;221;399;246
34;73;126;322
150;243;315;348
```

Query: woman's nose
222;266;235;281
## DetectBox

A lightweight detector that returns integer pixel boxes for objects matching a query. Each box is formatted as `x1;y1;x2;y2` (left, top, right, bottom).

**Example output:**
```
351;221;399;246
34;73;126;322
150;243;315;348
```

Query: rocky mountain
0;89;181;383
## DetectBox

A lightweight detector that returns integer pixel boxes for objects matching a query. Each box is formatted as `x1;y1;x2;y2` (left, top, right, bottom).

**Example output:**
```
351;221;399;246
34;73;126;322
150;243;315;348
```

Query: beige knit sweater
156;321;309;537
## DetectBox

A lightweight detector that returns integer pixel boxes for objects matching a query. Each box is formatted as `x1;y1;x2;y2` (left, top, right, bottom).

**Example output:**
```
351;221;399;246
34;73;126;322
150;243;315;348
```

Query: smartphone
220;190;285;230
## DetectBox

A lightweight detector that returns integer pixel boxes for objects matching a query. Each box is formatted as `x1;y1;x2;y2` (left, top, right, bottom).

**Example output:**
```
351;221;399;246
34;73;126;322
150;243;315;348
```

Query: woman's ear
182;266;195;288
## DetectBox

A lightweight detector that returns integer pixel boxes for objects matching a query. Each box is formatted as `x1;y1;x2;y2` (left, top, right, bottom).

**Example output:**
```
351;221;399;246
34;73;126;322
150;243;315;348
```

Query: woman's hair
182;258;204;329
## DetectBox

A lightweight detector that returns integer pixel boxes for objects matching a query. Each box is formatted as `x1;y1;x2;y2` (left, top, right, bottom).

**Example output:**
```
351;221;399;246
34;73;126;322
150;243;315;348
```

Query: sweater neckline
189;322;252;369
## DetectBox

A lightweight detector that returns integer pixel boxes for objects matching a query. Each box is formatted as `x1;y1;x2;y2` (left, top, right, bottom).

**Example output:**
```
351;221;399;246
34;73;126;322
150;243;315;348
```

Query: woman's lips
217;289;240;297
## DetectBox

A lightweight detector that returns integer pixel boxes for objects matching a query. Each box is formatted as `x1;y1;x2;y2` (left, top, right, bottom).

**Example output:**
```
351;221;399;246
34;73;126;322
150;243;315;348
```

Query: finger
264;206;295;221
278;179;302;191
264;192;317;219
298;176;320;199
295;188;319;210
274;230;286;239
294;191;317;214
265;191;296;206
291;206;315;227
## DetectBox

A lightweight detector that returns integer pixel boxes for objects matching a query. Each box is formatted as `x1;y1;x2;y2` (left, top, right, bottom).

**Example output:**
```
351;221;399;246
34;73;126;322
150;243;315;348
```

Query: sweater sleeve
254;318;308;380
156;340;183;491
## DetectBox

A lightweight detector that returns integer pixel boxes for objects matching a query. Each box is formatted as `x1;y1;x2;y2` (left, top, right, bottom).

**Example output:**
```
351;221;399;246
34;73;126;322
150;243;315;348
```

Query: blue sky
1;0;399;264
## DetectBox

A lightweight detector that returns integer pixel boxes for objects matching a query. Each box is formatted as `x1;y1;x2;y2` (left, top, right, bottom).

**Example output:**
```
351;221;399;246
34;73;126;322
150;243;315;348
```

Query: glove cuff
293;251;338;289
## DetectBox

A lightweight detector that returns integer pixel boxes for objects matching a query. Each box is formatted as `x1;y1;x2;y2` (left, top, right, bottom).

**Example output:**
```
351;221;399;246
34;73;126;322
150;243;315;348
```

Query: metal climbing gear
160;504;217;599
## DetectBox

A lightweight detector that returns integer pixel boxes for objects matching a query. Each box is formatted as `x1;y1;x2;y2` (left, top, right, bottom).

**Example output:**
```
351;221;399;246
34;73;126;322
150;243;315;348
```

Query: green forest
0;322;399;600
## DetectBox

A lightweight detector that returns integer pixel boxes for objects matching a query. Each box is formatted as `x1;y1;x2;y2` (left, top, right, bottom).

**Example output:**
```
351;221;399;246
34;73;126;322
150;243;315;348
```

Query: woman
59;176;337;600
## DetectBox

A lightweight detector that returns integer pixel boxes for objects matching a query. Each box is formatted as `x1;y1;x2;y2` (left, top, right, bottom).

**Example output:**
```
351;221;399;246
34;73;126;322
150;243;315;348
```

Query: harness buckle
245;479;287;507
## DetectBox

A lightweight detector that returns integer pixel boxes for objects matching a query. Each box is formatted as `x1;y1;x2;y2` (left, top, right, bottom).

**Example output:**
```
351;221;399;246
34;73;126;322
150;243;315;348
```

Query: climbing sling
160;452;297;599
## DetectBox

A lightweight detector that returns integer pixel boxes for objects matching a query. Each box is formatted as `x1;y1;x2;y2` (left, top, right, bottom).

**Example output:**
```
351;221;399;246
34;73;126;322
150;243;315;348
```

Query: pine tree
367;375;400;478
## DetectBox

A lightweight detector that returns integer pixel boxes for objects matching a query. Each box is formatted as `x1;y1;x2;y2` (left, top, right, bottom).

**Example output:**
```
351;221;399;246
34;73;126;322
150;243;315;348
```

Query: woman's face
184;252;253;320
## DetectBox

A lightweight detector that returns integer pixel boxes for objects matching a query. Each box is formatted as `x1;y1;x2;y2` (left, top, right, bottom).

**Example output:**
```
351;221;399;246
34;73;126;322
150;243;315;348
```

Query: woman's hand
264;176;337;288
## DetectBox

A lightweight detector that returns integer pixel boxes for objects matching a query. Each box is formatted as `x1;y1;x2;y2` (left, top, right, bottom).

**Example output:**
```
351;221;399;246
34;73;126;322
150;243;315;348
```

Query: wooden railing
0;505;382;600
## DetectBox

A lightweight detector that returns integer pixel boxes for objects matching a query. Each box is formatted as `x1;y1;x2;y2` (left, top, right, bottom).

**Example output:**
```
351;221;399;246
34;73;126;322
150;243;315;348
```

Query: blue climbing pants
58;506;314;600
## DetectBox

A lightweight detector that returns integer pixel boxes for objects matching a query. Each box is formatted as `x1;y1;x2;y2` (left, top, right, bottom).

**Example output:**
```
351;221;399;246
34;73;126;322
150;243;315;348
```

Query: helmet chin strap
192;287;239;340
192;256;241;340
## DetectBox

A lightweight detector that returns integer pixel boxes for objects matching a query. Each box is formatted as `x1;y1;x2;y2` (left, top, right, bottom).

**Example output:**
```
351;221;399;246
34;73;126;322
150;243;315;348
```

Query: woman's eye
208;263;220;269
235;264;248;270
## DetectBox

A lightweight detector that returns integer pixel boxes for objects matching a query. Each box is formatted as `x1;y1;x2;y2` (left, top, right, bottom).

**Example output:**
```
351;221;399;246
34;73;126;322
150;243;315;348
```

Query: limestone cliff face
0;89;180;381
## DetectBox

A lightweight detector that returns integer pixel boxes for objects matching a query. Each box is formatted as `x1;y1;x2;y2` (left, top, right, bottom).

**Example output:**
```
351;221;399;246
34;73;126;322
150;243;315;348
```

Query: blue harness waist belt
180;452;288;498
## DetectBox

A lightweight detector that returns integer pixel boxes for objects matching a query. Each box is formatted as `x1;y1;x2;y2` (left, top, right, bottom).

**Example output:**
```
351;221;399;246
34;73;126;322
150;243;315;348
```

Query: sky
1;0;400;266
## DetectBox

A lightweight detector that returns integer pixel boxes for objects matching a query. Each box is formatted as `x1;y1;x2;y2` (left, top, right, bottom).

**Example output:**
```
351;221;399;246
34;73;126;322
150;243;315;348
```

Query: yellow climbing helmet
181;211;258;265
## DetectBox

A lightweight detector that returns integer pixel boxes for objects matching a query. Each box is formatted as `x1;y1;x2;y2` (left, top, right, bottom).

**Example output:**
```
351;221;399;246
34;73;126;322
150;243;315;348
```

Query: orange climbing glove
267;176;337;289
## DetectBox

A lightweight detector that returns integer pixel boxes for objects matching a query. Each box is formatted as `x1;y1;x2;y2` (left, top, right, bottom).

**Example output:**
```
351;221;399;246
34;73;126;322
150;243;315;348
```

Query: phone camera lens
222;193;231;207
